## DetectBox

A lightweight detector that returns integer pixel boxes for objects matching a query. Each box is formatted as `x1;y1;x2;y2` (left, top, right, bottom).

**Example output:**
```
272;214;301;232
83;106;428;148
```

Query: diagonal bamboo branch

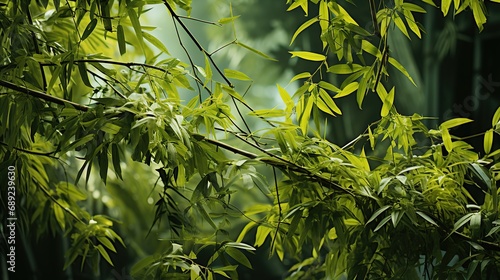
0;80;90;111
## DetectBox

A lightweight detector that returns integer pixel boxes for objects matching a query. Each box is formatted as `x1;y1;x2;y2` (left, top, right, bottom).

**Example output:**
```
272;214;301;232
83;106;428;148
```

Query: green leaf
492;106;500;127
224;69;252;81
53;204;65;230
403;10;421;38
299;95;314;134
117;25;126;55
277;84;294;110
388;57;416;86
441;0;452;16
81;18;98;41
317;88;341;115
374;215;391;231
111;144;122;180
254;225;272;247
334;81;358;98
218;15;240;24
290;72;311;82
237;41;277;61
484;129;494;154
402;3;427;13
440;118;473;129
225;247;252;269
361;40;382;58
96;244;114;266
78;62;92;87
143;32;170;55
441;128;453;152
416;211;438;226
470;0;486;31
289;51;326;61
328;64;363;74
97;236;116;253
380;86;395;117
366;205;391;225
318;81;340;93
393;13;410;38
291;17;318;45
128;8;144;51
100;123;122;134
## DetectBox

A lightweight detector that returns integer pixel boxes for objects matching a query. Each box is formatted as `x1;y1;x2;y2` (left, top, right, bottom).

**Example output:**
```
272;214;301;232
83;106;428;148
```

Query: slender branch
198;134;354;195
0;142;58;158
369;0;380;37
0;80;90;111
163;0;234;88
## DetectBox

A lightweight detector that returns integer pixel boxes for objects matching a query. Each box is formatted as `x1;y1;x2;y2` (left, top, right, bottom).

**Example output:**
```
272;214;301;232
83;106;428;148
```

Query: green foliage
1;0;500;279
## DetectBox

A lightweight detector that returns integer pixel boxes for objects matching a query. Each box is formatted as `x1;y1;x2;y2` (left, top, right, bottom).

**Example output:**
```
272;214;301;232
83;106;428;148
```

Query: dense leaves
1;0;500;279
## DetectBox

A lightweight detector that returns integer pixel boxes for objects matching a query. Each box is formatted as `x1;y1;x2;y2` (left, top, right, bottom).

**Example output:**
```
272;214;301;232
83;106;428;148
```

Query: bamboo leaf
367;205;391;225
388;57;416;86
380;86;395;117
484;129;493;154
143;32;170;55
117;24;126;55
224;69;252;81
291;17;318;45
81;18;97;41
289;51;326;61
128;8;144;51
237;41;277;61
96;244;114;266
328;64;363;74
440;118;473;129
317;88;341;115
290;72;311;82
334;81;358;98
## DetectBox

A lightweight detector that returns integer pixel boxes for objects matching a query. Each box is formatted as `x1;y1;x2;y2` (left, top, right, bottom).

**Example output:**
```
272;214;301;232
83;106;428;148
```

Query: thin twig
163;0;234;88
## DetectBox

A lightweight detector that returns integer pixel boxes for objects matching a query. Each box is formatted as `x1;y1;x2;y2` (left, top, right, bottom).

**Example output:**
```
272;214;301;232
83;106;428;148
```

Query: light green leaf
335;82;358;98
96;244;114;266
402;3;427;13
290;72;311;83
441;0;452;16
128;8;144;51
299;95;314;134
393;13;410;38
317;88;341;115
484;129;494;154
388;57;416;86
328;64;363;74
218;15;240;24
361;40;382;58
380;86;395;117
441;128;453;152
492;106;500;127
440;118;473;129
237;41;277;61
366;205;391;225
289;51;326;61
416;211;438;226
291;17;318;45
143;32;170;54
224;69;252;81
318;81;340;93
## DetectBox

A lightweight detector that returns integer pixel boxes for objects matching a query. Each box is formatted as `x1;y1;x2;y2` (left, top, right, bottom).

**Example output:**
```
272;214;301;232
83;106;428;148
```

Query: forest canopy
1;0;500;279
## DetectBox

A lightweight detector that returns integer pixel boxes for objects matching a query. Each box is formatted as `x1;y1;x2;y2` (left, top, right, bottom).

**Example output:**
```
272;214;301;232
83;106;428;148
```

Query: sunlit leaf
289;51;326;61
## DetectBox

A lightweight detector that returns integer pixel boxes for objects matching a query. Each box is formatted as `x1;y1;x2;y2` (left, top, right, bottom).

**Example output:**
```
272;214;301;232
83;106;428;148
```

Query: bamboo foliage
1;0;500;279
